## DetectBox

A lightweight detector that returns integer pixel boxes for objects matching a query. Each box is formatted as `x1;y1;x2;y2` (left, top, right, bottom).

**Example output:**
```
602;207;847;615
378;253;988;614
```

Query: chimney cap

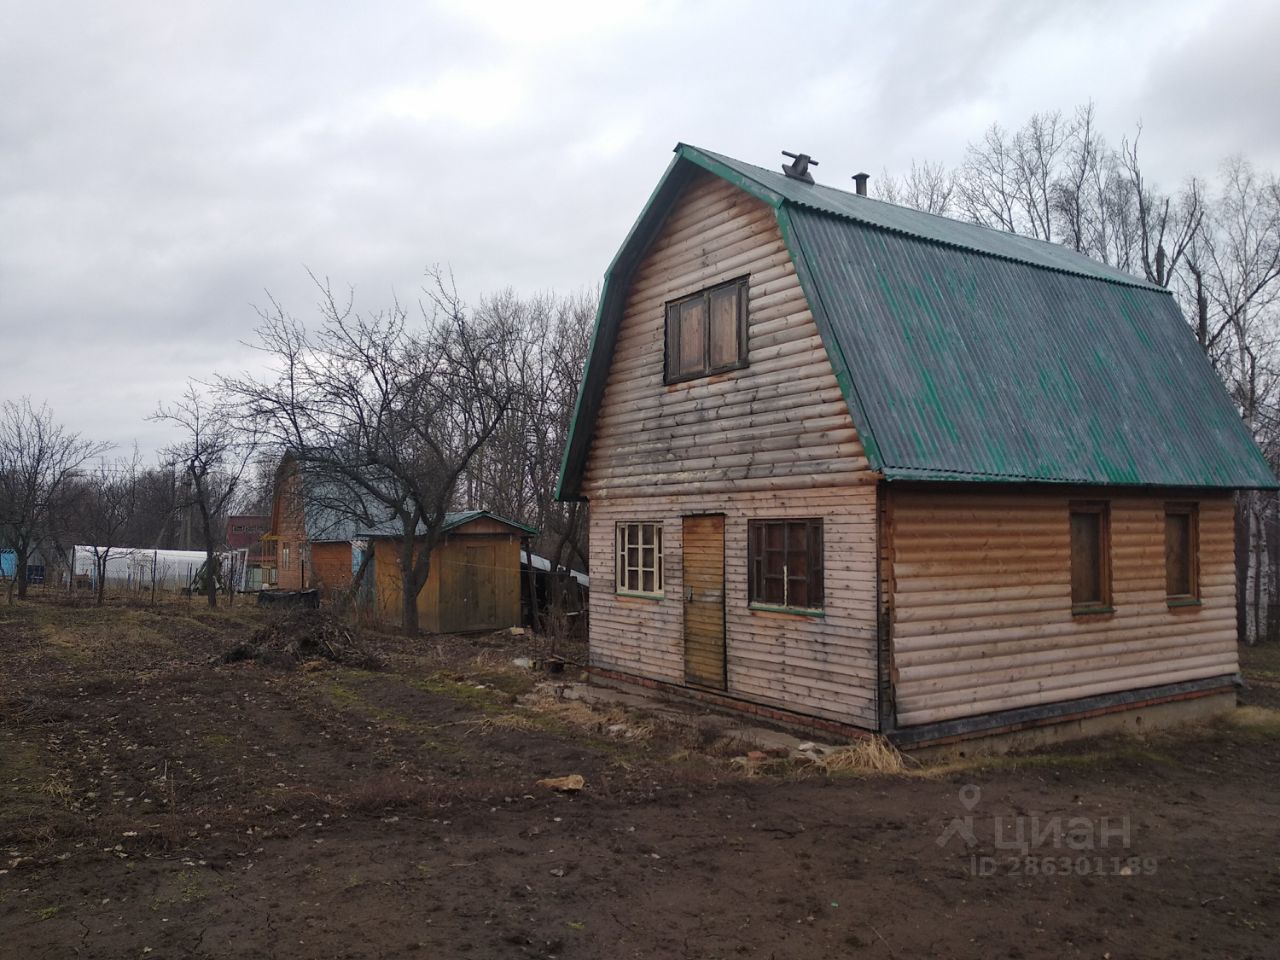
781;150;818;185
852;172;870;196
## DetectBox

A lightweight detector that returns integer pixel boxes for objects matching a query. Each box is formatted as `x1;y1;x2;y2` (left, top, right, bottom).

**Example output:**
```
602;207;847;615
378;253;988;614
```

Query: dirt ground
1;598;1277;960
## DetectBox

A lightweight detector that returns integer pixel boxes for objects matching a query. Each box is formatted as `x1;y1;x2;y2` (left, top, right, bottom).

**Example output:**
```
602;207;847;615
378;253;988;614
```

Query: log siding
588;489;879;727
582;170;872;497
582;170;880;728
887;488;1238;727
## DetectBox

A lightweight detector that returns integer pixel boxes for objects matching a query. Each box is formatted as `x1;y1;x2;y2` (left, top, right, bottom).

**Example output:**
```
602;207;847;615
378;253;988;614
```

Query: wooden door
441;542;499;632
683;515;726;689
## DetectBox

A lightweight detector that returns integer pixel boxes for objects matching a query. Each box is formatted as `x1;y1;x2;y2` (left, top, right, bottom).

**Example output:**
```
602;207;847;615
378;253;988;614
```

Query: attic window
664;277;748;384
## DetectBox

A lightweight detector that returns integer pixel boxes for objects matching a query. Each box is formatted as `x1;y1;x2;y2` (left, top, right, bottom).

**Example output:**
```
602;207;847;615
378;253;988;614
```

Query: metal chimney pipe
852;172;870;196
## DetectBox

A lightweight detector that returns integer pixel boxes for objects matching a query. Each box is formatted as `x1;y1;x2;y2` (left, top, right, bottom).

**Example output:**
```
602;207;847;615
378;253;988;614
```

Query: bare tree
68;449;142;606
877;160;955;215
1117;128;1204;288
0;399;107;602
459;287;594;572
152;384;255;607
956;111;1066;239
222;270;521;633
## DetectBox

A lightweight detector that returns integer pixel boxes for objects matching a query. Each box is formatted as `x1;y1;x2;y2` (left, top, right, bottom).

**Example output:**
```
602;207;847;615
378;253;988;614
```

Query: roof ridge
677;143;1166;295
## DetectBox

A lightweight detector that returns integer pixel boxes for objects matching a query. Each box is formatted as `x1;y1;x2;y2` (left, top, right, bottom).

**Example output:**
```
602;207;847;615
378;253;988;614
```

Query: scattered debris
536;774;585;793
219;611;380;669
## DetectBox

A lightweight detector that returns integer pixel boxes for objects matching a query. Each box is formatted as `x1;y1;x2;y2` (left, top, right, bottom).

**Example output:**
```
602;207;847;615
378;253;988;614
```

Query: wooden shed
557;144;1278;749
364;511;534;633
268;455;533;632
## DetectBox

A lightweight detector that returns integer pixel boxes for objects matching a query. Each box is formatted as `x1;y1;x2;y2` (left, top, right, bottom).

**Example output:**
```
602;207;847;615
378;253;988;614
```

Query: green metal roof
557;144;1277;497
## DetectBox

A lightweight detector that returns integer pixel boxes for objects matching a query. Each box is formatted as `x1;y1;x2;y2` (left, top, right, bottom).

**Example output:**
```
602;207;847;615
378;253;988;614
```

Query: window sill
1071;605;1114;617
616;590;664;601
664;361;748;387
1167;597;1202;609
749;603;825;618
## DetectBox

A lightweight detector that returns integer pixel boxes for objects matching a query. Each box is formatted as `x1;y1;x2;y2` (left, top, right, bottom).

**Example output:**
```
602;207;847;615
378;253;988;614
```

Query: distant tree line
0;272;593;621
880;102;1280;642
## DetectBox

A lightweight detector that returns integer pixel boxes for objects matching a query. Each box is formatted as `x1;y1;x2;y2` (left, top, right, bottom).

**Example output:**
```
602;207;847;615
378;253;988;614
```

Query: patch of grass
33;905;61;922
812;737;910;776
1215;704;1280;739
463;713;538;735
408;675;508;712
920;742;1177;778
179;871;207;904
40;774;74;807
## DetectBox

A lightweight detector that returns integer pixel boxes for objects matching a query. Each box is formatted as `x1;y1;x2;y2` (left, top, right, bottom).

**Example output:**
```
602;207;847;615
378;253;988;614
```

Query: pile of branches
221;610;381;669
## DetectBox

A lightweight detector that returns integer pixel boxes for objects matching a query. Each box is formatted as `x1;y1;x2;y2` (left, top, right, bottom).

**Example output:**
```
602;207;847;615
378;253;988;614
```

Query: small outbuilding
268;455;535;632
362;511;535;633
558;143;1278;750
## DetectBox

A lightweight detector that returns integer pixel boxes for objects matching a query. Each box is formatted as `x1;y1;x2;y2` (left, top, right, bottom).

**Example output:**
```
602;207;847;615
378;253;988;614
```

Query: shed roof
292;465;536;541
557;144;1277;495
358;510;536;539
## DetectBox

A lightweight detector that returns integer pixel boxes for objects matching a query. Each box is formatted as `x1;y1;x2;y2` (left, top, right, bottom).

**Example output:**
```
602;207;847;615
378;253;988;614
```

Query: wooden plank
682;514;726;689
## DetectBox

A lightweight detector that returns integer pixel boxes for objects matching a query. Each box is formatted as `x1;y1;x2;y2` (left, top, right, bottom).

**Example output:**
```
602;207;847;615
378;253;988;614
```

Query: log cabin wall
588;490;878;726
886;488;1238;728
581;169;881;727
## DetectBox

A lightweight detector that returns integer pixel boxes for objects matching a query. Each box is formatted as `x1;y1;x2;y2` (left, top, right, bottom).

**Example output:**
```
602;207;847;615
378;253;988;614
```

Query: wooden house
268;455;534;632
267;455;357;597
557;144;1278;749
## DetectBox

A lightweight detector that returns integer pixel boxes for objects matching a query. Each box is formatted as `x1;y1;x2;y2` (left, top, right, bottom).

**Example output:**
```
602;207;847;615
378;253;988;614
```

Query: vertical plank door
683;514;726;689
441;542;499;632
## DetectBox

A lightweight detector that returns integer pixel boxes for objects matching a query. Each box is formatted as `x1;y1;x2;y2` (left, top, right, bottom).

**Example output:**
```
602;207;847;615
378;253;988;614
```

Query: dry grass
463;713;538;735
810;736;911;775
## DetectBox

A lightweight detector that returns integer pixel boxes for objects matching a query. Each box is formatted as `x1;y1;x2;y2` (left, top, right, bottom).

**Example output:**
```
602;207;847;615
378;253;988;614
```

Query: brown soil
1;599;1277;959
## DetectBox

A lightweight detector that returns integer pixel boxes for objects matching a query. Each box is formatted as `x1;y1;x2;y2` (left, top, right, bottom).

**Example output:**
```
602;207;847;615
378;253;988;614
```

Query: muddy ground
1;598;1277;959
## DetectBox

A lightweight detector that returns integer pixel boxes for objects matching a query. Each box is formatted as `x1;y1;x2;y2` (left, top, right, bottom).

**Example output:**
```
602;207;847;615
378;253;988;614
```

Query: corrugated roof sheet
787;206;1275;486
556;145;1278;496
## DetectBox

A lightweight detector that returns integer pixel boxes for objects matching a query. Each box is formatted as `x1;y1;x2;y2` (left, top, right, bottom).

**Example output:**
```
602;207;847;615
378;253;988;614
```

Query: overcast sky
3;0;1279;459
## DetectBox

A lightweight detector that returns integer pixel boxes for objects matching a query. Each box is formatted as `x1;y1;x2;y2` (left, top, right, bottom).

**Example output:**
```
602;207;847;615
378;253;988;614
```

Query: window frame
615;522;664;598
1164;502;1201;606
663;275;750;385
281;545;291;571
747;518;825;615
1068;501;1112;615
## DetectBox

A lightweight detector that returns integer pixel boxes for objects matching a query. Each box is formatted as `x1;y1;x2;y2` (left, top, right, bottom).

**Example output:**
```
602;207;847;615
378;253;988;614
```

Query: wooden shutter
677;297;707;377
708;284;740;369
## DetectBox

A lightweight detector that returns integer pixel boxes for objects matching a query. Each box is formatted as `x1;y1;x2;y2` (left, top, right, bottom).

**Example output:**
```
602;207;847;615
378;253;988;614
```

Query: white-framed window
616;522;663;596
281;545;291;570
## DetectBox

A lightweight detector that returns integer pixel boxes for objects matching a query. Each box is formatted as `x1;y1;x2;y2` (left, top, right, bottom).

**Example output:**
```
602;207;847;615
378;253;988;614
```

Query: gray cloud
2;0;1275;457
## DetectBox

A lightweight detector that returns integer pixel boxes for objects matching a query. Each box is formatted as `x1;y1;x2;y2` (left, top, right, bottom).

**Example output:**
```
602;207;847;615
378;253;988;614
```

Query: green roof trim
556;144;1278;498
